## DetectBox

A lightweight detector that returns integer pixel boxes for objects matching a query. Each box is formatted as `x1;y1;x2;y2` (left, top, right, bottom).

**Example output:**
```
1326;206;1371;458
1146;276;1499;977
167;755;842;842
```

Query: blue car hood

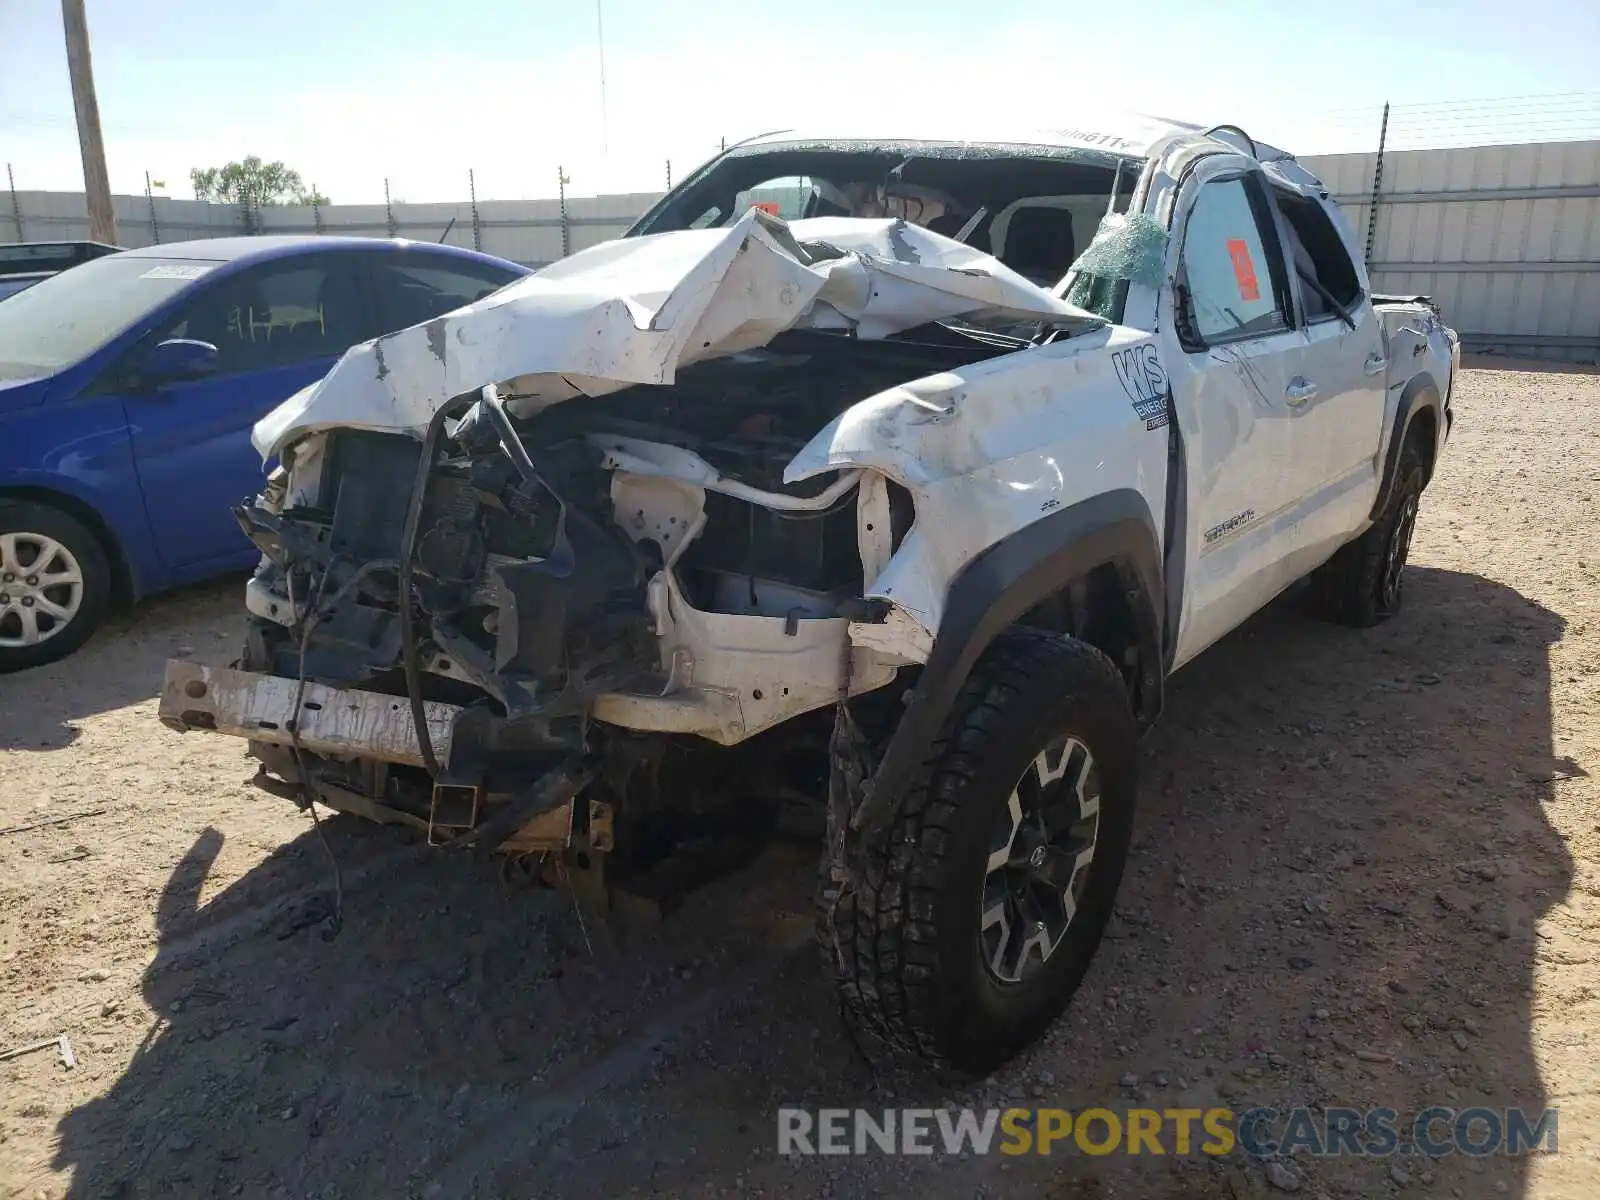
0;374;52;415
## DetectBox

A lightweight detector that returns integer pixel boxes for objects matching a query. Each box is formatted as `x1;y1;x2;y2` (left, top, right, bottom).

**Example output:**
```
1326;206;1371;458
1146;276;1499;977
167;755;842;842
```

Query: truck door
1163;159;1318;667
1266;184;1388;552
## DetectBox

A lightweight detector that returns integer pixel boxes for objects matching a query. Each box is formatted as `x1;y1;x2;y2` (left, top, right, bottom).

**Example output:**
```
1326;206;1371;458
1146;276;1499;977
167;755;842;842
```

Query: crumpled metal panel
252;208;1102;459
159;660;460;767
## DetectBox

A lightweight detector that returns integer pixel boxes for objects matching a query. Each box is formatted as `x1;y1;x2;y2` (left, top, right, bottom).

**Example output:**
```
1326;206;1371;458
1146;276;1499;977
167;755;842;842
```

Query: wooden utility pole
60;0;117;245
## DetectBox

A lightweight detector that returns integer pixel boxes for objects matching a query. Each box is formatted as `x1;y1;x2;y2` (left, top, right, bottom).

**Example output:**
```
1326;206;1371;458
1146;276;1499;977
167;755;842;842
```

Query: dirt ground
2;359;1597;1200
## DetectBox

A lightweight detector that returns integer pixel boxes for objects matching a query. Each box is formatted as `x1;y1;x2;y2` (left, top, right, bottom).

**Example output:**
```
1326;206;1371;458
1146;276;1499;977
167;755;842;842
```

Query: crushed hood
253;208;1102;459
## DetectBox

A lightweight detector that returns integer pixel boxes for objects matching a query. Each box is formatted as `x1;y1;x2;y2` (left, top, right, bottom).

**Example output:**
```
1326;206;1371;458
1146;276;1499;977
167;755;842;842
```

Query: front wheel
0;502;111;673
828;627;1138;1075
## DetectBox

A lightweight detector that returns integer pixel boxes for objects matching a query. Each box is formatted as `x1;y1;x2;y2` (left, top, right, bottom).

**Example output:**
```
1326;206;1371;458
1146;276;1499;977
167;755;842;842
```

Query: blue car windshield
0;277;43;303
0;254;216;380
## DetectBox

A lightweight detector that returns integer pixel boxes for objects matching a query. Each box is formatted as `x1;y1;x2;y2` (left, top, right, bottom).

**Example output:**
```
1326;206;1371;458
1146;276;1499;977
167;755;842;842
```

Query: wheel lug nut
25;576;38;586
21;597;34;607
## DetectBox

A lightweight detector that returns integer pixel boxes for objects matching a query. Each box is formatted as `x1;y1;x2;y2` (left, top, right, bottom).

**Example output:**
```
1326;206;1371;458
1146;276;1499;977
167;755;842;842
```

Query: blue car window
368;257;520;332
157;255;369;375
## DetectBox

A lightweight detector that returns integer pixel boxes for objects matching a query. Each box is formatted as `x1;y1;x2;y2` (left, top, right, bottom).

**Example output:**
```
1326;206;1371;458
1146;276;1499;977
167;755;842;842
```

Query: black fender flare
1369;373;1442;521
851;488;1164;838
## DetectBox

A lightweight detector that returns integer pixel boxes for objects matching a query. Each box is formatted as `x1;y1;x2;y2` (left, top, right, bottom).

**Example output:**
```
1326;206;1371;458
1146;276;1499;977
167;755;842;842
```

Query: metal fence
1303;139;1600;362
7;137;1599;363
2;181;664;269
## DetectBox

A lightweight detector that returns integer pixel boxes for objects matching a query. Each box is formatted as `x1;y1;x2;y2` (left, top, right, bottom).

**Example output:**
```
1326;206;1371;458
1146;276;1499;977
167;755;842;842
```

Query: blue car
0;236;528;671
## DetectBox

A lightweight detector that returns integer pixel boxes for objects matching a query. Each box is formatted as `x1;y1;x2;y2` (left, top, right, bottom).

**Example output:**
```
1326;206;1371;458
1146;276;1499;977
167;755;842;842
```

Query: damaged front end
160;207;1102;903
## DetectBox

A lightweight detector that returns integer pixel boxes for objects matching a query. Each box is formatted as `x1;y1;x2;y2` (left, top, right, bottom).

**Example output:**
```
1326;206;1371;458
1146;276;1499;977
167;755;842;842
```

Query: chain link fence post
6;164;23;241
469;169;481;251
1365;102;1389;269
384;177;398;238
558;166;570;258
145;171;160;244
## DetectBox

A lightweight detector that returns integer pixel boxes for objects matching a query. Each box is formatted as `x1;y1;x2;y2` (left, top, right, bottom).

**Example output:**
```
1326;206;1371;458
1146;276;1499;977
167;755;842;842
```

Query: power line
1308;105;1600;126
1314;91;1600;118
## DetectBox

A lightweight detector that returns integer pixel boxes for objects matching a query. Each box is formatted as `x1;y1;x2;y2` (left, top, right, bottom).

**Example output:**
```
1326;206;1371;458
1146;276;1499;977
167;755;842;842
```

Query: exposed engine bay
161;197;1124;904
189;324;1009;889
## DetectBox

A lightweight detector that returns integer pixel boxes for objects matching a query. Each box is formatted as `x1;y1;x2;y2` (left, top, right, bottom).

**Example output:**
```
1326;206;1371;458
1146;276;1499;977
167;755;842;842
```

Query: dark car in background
0;240;123;302
0;236;529;671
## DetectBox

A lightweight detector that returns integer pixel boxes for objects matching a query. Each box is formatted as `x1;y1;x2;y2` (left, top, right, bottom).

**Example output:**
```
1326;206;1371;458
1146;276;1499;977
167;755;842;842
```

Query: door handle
1364;353;1388;376
1285;378;1318;407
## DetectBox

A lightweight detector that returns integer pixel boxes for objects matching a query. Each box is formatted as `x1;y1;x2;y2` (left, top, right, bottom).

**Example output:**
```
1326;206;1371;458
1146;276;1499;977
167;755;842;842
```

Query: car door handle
1364;353;1388;376
1285;379;1318;406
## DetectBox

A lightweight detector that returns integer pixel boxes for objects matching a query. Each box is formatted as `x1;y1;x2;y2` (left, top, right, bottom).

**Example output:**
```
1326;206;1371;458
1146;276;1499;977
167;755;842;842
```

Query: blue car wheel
0;501;111;673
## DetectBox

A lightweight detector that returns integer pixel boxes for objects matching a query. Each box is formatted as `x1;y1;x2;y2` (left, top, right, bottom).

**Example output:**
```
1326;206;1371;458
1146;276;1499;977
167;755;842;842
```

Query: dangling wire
288;556;343;935
283;555;397;937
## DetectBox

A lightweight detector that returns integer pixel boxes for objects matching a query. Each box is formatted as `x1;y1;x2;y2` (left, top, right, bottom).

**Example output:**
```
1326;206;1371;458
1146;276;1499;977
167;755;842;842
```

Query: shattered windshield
1061;211;1170;320
633;141;1143;309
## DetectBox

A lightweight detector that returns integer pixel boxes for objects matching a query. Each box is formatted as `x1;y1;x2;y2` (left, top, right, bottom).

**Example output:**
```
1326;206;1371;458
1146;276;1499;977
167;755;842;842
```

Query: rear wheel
0;502;111;673
827;627;1138;1075
1312;438;1425;627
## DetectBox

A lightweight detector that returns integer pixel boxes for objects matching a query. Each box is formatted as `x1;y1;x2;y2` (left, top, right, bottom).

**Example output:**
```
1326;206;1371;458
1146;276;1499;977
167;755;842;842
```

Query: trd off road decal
1112;342;1172;431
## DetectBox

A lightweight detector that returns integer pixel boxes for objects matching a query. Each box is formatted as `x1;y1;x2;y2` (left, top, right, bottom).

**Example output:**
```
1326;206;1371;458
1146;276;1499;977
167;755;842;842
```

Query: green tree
189;156;329;207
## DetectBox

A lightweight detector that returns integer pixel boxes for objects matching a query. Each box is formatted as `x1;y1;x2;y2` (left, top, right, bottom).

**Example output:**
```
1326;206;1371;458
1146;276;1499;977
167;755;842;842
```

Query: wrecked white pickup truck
160;117;1457;1074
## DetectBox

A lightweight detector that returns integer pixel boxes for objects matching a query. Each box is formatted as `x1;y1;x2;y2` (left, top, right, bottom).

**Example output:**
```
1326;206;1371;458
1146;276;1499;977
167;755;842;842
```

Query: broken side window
1062;211;1168;322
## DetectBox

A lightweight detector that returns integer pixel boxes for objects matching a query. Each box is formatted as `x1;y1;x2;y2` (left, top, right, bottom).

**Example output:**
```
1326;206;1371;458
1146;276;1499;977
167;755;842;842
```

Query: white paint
787;324;1170;640
607;470;706;569
1157;152;1456;669
855;471;894;586
590;568;896;744
1162;150;1357;665
848;606;933;666
590;434;862;512
571;320;1173;741
253;209;1101;459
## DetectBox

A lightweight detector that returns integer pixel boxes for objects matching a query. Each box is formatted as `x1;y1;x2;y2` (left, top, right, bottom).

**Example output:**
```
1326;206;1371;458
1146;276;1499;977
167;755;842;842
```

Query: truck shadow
52;565;1572;1199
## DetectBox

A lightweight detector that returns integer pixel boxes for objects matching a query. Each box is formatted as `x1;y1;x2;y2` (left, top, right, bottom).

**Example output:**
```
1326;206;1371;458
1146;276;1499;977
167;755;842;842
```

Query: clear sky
3;0;1598;203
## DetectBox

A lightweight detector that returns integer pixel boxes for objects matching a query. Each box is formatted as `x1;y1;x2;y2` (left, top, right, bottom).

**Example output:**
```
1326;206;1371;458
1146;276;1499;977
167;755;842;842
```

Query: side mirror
139;338;219;386
1173;282;1205;351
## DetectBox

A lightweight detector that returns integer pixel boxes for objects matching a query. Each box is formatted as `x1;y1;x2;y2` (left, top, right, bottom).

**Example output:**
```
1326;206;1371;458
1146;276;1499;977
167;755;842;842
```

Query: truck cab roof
723;115;1296;167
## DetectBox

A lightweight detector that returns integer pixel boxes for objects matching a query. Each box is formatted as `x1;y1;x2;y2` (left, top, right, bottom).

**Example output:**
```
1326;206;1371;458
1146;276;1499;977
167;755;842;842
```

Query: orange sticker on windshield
1226;238;1261;302
751;201;781;216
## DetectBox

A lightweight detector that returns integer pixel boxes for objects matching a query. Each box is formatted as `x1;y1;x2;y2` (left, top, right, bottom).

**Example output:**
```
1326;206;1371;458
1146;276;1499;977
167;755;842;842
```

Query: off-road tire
0;501;111;673
827;626;1138;1075
1312;438;1425;627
